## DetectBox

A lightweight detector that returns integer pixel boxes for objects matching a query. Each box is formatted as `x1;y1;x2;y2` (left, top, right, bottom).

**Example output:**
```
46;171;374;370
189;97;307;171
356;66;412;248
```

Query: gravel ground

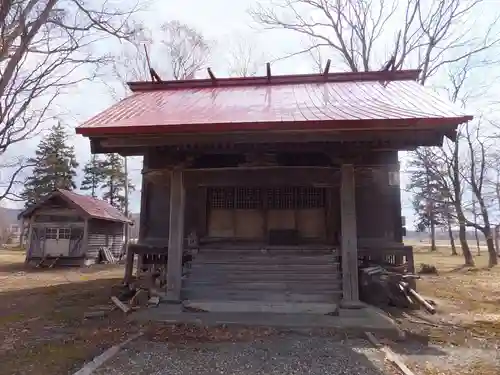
94;333;388;375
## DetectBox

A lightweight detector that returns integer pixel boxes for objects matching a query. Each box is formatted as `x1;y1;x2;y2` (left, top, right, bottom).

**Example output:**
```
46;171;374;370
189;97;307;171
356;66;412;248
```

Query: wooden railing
358;244;415;274
128;243;168;276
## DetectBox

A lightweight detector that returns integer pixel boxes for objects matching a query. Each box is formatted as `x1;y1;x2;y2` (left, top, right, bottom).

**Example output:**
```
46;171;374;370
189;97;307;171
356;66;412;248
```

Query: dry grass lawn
0;249;143;375
413;245;500;329
1;245;499;374
394;244;500;375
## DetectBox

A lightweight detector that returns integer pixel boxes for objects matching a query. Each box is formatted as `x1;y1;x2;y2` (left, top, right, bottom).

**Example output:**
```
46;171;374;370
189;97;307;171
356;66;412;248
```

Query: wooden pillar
340;164;360;306
19;219;25;247
82;218;89;255
24;217;33;264
166;168;185;302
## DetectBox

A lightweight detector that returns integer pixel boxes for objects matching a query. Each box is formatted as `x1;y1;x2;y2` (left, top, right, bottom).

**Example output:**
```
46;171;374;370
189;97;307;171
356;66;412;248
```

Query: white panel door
44;227;71;256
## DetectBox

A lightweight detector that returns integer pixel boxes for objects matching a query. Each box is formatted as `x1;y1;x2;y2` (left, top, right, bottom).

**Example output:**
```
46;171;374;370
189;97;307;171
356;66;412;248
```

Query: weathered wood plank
183;167;340;188
111;296;131;313
189;264;340;272
365;332;415;375
185;281;342;290
183;290;342;302
341;164;359;303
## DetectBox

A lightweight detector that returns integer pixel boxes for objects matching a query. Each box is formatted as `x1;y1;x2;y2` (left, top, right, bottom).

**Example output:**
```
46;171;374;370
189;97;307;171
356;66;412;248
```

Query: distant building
0;207;24;245
19;189;132;266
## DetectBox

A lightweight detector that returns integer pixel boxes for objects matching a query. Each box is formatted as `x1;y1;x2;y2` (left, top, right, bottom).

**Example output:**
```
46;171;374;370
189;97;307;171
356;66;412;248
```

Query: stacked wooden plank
100;246;117;263
359;261;435;314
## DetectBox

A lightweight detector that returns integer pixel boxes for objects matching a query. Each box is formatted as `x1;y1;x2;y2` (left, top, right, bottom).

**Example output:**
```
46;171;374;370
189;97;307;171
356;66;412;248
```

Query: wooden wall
87;220;125;261
139;148;403;248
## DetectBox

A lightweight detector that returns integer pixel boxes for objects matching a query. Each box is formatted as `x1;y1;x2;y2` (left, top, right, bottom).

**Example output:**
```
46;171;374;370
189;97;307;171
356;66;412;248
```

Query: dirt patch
145;324;278;346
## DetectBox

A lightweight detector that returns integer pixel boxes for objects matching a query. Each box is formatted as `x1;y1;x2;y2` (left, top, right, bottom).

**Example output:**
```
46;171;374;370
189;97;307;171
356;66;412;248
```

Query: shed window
45;227;71;240
45;228;58;239
58;228;71;239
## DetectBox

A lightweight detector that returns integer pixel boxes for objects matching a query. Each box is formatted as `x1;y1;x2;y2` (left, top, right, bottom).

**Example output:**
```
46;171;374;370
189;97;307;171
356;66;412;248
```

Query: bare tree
0;157;33;201
463;122;498;266
226;37;267;77
250;0;500;83
160;21;211;80
0;0;143;202
109;20;211;96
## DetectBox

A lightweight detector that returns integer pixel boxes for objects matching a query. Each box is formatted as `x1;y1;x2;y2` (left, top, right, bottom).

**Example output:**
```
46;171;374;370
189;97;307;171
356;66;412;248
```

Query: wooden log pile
359;261;436;314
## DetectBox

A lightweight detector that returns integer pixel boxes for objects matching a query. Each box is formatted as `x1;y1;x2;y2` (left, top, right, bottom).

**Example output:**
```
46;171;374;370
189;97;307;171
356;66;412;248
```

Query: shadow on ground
0;261;124;274
0;276;140;375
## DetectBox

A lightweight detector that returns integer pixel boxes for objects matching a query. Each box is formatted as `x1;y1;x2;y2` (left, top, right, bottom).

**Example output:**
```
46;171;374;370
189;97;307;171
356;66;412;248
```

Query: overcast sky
5;0;498;229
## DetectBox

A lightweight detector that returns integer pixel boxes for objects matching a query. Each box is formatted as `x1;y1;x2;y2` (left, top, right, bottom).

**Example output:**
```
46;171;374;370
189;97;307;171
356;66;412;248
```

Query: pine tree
81;155;105;198
21;122;79;206
408;150;447;251
100;153;134;211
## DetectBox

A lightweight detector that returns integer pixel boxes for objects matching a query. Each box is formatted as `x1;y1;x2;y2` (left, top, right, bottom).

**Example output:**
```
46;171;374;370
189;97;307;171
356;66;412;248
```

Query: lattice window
58;228;71;240
235;188;262;209
267;187;296;209
45;227;58;240
266;187;325;209
208;187;235;209
297;187;325;209
208;187;326;210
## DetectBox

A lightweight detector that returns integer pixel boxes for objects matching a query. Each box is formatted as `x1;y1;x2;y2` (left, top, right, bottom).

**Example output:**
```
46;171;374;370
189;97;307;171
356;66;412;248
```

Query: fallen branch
84;311;109;319
401;282;436;314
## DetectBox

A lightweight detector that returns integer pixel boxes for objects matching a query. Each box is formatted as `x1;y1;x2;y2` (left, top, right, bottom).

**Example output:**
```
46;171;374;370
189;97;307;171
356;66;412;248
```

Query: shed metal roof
19;189;132;224
76;70;472;136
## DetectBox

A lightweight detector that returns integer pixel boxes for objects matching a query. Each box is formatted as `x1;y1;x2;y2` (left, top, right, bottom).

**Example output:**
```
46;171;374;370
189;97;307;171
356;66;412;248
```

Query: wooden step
183;300;339;314
191;260;340;271
182;290;342;302
187;273;341;283
184;280;342;291
193;258;339;266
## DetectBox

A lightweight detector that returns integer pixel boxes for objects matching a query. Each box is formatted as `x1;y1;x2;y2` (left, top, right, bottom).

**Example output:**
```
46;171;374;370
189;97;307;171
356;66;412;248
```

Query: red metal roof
76;70;472;136
20;189;131;223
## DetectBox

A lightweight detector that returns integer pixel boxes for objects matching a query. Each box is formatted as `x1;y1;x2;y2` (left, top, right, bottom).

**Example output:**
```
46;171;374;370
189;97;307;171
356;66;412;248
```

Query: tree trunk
472;198;480;255
483;227;498;267
430;215;437;251
475;229;481;255
451;141;474;266
448;224;457;255
458;220;475;266
495;225;500;257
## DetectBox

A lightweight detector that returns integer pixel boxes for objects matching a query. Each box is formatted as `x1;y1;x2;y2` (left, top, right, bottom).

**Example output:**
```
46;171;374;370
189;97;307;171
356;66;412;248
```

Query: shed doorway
206;187;326;243
44;227;71;256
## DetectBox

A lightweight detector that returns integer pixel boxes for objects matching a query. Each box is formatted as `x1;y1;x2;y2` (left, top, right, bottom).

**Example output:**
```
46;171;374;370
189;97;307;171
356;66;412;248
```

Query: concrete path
94;332;388;375
131;305;401;338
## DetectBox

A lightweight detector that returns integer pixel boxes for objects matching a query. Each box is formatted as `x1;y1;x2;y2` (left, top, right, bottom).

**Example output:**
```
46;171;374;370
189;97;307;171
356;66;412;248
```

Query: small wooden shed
19;189;132;266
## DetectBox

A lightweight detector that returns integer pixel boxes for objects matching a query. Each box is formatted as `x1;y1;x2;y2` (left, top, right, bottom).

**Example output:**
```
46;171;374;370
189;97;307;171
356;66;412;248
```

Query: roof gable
19;189;131;224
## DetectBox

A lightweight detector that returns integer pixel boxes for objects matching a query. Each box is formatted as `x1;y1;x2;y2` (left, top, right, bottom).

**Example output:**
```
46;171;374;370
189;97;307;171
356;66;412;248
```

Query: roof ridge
127;69;421;92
